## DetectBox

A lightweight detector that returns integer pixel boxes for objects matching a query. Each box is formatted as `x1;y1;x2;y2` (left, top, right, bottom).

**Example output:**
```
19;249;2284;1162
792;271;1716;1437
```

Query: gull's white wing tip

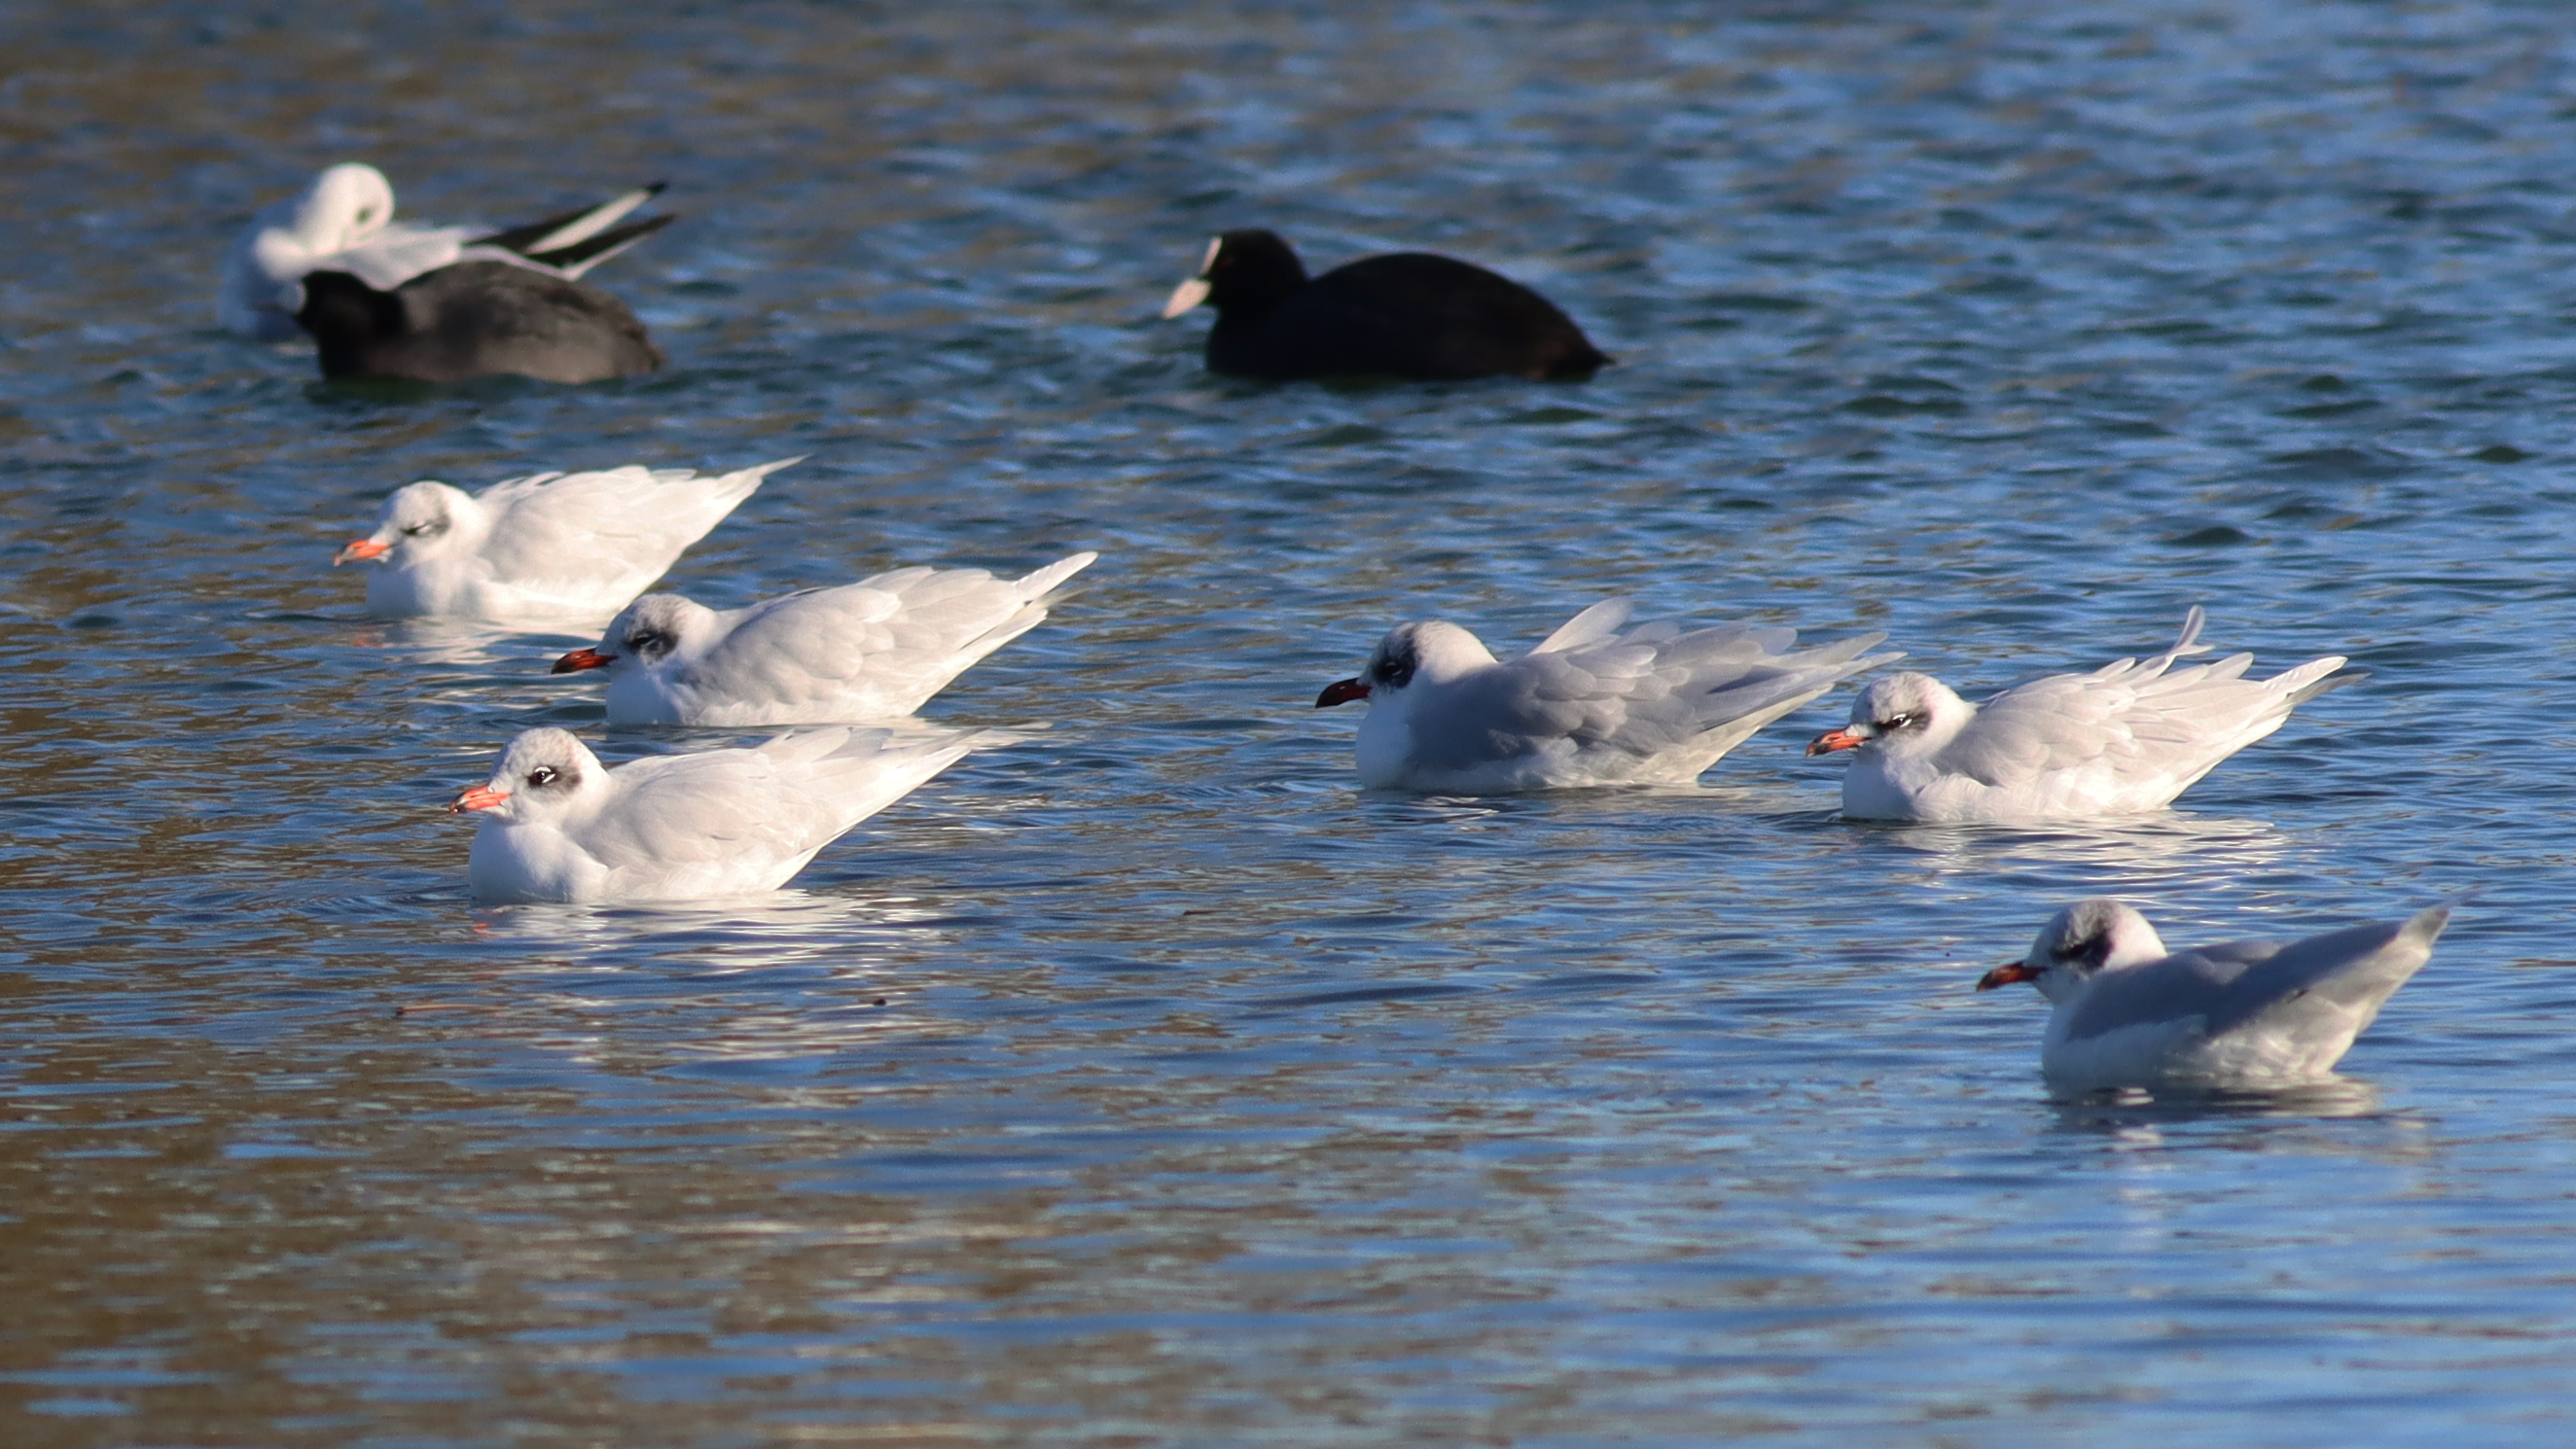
2165;604;2210;658
1849;646;1905;674
2407;903;2453;941
1019;551;1099;594
1531;598;1634;654
2278;656;2360;706
953;723;1049;749
2404;895;2470;945
705;456;805;501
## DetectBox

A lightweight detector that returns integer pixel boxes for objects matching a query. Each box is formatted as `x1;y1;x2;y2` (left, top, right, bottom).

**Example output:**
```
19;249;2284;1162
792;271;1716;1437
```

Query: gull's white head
1314;619;1500;710
1806;671;1972;758
335;480;482;568
1979;899;2169;1003
554;593;721;677
287;162;398;252
449;728;611;825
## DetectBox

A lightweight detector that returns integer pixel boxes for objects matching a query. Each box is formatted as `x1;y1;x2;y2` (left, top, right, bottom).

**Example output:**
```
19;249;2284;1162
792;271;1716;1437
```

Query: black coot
1161;229;1610;382
297;262;664;385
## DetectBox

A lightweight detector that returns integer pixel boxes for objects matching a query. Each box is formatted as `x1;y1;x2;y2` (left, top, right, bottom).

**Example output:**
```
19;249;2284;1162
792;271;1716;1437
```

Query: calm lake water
9;1;2576;1443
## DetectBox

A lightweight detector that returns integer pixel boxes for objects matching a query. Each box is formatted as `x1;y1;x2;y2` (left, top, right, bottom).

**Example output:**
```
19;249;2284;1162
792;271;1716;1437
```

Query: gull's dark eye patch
629;628;677;662
2052;933;2113;970
526;765;560;788
402;519;446;538
1878;711;1919;732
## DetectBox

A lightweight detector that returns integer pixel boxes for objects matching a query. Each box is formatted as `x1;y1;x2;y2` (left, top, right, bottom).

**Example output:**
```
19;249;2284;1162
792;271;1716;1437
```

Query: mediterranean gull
1807;608;2354;823
1315;598;1895;793
552;553;1099;725
334;459;791;624
450;724;997;904
1979;899;2451;1093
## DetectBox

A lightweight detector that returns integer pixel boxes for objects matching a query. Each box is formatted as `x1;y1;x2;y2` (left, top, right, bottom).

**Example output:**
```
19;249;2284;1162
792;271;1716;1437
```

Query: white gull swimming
552;553;1098;725
1315;598;1896;793
334;459;791;624
1807;608;2353;823
449;724;996;904
1978;899;2451;1093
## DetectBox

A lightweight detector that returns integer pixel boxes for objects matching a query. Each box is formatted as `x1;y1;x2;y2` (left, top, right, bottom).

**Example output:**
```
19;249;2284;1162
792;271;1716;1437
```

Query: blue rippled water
8;1;2576;1443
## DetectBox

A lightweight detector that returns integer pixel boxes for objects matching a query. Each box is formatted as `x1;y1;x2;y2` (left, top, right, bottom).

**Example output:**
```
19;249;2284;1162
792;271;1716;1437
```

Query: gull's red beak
1315;678;1371;708
448;785;509;815
335;539;390;566
552;648;613;674
1806;725;1868;757
1977;961;2042;991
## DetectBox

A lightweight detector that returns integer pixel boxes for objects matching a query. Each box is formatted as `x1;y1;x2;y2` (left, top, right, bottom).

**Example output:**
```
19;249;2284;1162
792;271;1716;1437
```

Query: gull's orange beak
1977;961;2042;991
552;648;613;674
335;539;390;566
1806;726;1868;757
448;785;509;815
1316;678;1371;708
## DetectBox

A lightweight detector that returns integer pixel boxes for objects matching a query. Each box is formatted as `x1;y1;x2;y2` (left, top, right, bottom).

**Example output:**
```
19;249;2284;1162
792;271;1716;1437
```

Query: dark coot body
296;263;664;384
1167;229;1609;382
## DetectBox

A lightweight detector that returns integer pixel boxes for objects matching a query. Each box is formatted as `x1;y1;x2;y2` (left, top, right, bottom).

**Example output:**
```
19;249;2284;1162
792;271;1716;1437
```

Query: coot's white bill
1979;899;2451;1093
1807;607;2355;823
450;724;998;904
553;552;1098;725
334;459;793;624
1316;598;1896;793
1160;237;1223;318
